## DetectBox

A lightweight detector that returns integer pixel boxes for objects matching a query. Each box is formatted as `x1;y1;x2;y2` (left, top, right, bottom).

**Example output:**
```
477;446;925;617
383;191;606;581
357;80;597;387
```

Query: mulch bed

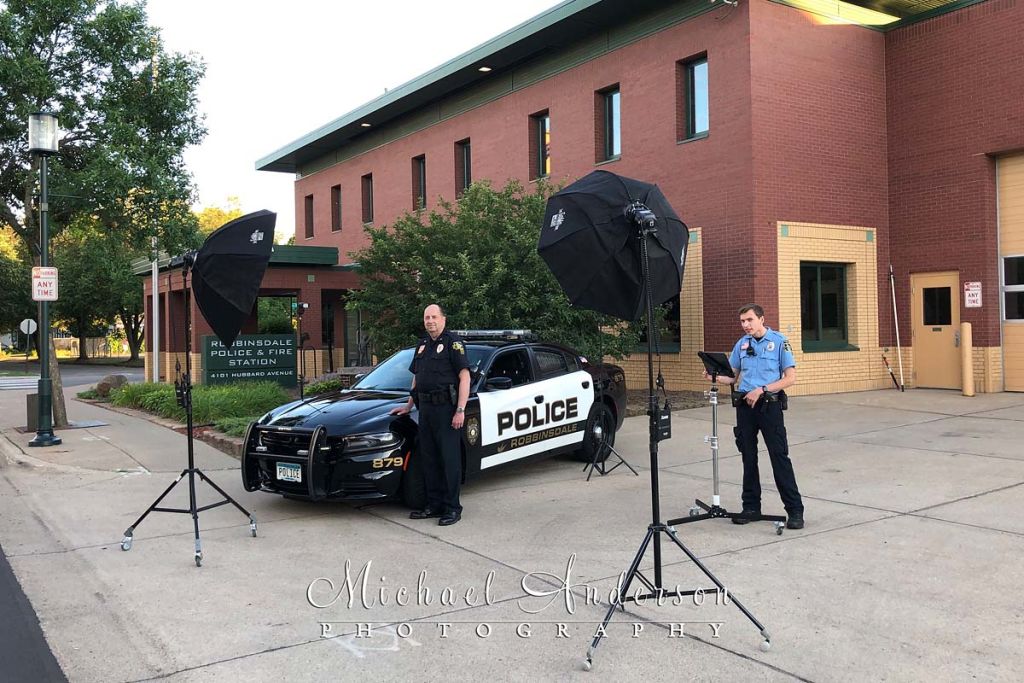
625;389;706;417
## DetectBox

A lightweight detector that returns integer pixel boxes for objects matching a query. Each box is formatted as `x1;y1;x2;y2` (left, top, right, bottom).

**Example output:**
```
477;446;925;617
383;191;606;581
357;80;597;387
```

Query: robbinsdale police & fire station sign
202;334;296;386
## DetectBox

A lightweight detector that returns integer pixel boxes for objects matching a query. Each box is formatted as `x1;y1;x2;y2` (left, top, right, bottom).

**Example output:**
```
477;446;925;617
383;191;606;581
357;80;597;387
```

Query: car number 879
372;456;404;469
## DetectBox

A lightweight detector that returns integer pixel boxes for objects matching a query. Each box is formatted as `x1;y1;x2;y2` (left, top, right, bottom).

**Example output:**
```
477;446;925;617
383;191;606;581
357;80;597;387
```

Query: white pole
151;235;160;383
889;264;905;390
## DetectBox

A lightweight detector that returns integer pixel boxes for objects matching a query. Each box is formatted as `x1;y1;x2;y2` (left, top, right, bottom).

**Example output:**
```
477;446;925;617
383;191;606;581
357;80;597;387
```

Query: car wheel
401;450;427;509
574;402;615;463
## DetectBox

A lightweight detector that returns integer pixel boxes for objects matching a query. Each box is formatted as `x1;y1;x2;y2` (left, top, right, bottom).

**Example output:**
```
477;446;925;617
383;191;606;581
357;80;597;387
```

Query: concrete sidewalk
1;386;1022;681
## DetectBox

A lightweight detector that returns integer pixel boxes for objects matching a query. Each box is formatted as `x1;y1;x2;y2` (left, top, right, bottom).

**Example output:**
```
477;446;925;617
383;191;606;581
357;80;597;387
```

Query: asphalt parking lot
1;386;1023;681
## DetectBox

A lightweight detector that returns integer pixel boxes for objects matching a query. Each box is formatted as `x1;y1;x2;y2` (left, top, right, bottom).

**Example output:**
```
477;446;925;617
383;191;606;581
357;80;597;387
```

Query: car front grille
256;428;312;457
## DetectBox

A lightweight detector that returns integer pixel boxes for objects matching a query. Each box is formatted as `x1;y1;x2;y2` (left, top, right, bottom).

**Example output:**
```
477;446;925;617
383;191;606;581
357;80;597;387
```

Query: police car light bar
452;329;537;342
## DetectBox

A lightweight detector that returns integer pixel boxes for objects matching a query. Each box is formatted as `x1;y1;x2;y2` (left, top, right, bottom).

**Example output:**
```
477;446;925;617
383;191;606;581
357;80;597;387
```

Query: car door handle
534;395;544;404
582;381;590;389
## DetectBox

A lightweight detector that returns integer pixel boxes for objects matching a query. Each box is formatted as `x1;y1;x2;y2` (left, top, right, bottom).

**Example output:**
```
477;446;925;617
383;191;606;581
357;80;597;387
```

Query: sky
145;0;565;241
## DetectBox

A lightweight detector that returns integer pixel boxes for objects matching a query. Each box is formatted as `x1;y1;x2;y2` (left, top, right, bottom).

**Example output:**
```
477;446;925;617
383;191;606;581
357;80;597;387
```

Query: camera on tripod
626;201;657;228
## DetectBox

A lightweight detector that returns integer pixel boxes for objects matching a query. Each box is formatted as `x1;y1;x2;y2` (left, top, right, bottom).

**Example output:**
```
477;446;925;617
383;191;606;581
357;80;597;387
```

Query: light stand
583;206;773;670
120;254;257;566
28;112;61;447
668;357;785;534
582;378;639;481
296;301;308;399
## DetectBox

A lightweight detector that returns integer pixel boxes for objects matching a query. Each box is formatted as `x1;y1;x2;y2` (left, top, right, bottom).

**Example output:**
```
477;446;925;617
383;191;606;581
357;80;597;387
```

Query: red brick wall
886;0;1024;347
294;5;756;354
291;0;1024;355
748;1;889;346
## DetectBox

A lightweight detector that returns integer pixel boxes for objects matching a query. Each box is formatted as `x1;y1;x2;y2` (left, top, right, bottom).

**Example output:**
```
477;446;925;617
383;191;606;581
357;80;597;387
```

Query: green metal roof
256;0;982;175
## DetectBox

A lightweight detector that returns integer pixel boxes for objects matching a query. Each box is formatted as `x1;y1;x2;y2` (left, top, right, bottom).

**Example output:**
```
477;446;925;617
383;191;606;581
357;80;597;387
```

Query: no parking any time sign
32;266;58;301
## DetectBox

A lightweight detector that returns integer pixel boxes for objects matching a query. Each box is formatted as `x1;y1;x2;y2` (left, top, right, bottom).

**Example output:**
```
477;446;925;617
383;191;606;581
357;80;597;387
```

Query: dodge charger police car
241;330;626;508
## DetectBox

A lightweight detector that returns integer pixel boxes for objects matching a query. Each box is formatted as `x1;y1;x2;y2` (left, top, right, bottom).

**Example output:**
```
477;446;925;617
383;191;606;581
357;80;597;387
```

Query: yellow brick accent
144;351;190;385
776;221;890;396
974;346;1004;393
615;228;704;391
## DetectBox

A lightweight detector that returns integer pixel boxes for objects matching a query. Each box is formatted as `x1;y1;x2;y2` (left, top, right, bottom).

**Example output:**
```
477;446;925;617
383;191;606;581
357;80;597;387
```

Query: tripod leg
606;445;639;476
121;469;189;551
187;469;204;567
194;468;258;536
583;527;656;670
663;526;771;650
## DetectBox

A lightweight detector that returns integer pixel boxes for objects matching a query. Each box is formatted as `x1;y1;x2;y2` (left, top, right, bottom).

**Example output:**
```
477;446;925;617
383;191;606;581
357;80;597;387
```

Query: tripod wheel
250;522;258;537
760;640;771;652
582;657;592;671
689;506;700;517
195;552;203;567
120;536;132;551
774;522;784;535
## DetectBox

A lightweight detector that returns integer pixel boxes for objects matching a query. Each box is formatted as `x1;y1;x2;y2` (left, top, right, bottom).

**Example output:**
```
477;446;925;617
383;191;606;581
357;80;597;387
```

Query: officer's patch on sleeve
783;340;793;352
452;341;465;354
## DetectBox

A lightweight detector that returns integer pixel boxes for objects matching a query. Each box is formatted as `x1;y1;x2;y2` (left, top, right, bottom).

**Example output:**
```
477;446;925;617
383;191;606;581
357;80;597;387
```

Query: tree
196;196;243;235
1;0;207;256
1;0;206;422
0;228;33;335
51;217;149;360
348;180;640;360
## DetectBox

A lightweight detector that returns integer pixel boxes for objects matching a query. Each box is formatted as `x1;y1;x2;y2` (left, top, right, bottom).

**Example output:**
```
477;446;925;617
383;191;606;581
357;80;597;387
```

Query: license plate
276;462;302;483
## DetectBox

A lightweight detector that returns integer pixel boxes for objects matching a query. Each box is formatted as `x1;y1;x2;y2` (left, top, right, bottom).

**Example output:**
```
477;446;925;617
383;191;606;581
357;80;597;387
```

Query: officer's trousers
734;400;803;513
417;402;462;514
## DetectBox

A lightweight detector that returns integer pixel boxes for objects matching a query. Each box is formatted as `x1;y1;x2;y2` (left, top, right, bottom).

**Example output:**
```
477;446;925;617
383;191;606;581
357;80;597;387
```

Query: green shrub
76;388;100;400
306;378;346;396
259;314;293;334
111;381;290;424
214;416;256;438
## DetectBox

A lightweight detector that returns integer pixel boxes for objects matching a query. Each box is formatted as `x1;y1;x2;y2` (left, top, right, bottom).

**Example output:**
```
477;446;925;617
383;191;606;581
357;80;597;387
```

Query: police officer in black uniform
391;304;470;526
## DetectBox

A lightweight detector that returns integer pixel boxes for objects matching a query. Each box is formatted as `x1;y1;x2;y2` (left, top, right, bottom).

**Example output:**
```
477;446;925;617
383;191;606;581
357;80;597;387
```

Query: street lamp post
28;112;61;447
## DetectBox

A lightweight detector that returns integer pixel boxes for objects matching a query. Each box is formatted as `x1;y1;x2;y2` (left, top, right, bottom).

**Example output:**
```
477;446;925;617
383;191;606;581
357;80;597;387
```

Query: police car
241;330;626;508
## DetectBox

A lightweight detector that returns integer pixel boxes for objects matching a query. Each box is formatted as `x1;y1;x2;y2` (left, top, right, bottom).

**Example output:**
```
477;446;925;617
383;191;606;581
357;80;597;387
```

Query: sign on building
202;334;296;386
964;281;982;308
31;267;58;301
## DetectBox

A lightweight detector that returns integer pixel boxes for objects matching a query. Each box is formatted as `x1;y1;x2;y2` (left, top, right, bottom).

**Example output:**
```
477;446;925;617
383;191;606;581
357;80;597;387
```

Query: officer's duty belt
417;388;453;405
731;389;788;410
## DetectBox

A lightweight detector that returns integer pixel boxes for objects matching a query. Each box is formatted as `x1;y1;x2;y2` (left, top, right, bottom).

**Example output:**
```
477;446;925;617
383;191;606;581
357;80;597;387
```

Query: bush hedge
111;381;290;426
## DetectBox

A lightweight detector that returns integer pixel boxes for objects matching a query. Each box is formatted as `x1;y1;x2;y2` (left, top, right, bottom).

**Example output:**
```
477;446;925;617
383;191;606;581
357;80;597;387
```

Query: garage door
999;155;1024;392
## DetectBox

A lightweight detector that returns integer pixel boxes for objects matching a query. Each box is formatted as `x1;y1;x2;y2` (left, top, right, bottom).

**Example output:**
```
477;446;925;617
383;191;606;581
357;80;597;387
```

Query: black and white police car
241;330;626;508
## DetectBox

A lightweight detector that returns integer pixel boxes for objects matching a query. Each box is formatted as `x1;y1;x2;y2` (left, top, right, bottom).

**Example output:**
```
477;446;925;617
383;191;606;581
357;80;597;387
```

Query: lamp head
28;112;59;155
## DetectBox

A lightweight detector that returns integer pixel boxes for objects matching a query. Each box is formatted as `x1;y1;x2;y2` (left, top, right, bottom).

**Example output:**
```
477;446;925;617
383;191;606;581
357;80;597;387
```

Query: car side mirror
485;376;513;391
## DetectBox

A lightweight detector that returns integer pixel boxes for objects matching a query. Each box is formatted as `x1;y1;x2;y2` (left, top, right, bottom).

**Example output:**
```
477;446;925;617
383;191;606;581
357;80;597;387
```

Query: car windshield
352;345;494;391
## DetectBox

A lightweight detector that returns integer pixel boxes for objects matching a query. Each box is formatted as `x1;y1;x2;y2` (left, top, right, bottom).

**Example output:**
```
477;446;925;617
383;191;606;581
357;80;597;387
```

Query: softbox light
191;210;276;348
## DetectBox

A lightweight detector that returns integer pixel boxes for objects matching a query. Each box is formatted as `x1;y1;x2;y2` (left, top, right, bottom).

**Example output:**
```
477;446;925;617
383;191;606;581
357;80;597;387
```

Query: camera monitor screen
697;351;735;378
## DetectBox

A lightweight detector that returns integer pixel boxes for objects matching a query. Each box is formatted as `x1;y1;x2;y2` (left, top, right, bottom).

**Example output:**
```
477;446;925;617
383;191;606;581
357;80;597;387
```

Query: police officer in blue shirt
391;304;471;526
707;303;804;529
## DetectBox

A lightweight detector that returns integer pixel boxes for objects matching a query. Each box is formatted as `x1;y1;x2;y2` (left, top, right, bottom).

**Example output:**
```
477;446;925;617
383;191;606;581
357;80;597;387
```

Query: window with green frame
800;262;856;351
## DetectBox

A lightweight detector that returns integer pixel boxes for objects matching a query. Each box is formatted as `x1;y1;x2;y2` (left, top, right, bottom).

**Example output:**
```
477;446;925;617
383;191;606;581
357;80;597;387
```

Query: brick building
257;0;1024;394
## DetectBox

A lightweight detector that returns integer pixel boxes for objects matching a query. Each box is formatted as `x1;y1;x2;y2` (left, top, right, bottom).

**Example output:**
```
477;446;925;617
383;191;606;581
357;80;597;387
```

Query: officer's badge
783;340;793;352
436;343;444;354
417;345;425;355
452;341;465;354
466;417;480;446
766;341;776;352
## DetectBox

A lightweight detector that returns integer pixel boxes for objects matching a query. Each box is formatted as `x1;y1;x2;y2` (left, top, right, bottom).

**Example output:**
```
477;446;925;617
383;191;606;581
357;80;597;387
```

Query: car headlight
340;431;401;454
